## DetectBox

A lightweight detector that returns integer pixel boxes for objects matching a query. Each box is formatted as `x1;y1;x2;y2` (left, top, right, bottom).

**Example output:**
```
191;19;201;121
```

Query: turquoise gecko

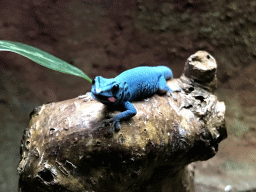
83;66;180;134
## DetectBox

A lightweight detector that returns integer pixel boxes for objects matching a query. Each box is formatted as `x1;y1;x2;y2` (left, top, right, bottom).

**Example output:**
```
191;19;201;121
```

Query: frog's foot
103;118;121;134
78;92;94;102
167;87;181;101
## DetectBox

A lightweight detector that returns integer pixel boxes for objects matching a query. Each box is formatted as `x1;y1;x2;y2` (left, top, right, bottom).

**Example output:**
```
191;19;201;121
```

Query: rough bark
18;51;227;192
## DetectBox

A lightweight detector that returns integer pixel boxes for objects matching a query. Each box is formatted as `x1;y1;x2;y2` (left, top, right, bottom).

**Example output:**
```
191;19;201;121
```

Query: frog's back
115;66;172;101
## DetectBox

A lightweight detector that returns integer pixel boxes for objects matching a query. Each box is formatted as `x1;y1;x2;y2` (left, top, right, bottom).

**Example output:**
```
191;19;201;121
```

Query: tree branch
18;51;227;192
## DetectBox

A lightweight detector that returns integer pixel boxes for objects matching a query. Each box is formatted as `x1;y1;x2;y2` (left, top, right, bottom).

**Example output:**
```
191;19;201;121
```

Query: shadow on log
18;51;227;192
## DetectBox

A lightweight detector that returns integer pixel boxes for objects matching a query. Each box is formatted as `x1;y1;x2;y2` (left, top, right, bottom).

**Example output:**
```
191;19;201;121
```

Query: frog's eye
112;84;119;95
92;78;95;85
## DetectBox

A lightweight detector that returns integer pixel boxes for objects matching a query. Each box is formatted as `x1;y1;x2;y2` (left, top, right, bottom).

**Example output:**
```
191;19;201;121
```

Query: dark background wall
0;0;256;191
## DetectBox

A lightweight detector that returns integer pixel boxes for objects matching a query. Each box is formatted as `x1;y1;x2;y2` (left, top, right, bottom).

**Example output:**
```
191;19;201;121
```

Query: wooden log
18;51;227;192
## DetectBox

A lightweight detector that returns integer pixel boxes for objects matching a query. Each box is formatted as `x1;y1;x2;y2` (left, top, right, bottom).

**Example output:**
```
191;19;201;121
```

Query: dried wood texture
18;51;226;192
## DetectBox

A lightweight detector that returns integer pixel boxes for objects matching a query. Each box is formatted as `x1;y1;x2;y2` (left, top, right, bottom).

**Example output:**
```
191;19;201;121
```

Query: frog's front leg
78;92;95;102
106;101;137;134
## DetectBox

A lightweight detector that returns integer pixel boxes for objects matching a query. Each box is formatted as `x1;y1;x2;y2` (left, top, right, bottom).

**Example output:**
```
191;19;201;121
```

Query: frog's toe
78;92;94;102
167;91;178;101
114;121;121;132
107;126;115;135
105;119;120;134
103;118;113;125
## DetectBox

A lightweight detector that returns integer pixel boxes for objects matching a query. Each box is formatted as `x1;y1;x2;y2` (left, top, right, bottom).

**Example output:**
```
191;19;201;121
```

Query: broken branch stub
18;50;227;192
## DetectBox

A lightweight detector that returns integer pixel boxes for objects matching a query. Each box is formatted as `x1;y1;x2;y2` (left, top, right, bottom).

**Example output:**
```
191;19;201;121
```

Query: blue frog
82;66;180;134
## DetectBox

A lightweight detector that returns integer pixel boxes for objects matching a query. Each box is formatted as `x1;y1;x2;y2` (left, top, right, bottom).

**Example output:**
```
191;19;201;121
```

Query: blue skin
90;66;179;133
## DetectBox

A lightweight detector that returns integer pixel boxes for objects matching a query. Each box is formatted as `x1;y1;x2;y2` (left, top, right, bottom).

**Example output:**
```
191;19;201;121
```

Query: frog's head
91;76;129;105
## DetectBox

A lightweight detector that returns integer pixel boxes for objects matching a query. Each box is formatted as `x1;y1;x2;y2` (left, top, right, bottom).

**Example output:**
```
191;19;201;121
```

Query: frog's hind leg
158;75;180;101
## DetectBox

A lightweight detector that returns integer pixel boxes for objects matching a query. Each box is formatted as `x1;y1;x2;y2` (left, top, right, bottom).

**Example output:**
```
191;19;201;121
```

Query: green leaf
0;40;92;83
